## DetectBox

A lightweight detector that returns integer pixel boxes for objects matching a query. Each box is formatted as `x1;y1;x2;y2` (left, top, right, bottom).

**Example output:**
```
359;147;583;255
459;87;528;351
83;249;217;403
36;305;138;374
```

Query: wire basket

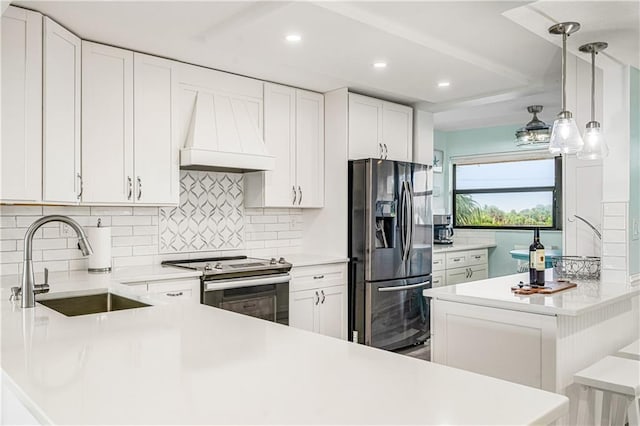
551;256;601;280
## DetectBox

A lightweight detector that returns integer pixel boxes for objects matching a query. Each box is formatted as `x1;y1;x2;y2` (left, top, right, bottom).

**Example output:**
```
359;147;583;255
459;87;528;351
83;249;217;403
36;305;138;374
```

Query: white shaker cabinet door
42;17;81;204
263;83;296;207
289;289;318;333
1;6;42;202
295;89;324;208
348;93;383;160
317;285;345;339
382;101;413;162
81;41;134;203
133;53;179;205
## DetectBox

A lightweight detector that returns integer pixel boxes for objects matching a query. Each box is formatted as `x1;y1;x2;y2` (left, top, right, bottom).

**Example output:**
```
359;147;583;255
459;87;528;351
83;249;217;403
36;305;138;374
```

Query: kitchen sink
38;292;150;317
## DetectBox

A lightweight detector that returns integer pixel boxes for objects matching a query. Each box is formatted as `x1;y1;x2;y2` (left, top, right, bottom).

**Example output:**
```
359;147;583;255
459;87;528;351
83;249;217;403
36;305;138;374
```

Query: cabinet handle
314;291;319;305
313;275;325;280
453;258;461;262
292;185;297;205
298;186;302;205
321;290;325;304
379;143;384;159
127;176;133;200
474;255;482;260
166;292;183;297
383;144;388;159
137;176;142;200
469;268;473;278
77;173;83;200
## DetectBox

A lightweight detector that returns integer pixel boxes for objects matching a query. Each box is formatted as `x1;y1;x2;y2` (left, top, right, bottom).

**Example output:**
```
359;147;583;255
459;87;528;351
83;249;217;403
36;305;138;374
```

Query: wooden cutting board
511;280;577;295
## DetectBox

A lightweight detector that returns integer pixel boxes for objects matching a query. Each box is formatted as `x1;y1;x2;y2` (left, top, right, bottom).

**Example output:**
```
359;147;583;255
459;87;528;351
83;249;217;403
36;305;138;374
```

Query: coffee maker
434;214;454;245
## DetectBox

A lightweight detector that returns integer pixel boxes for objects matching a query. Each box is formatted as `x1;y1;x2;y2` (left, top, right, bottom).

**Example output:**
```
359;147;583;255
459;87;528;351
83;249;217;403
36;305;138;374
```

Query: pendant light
548;22;584;155
577;42;610;160
515;105;551;147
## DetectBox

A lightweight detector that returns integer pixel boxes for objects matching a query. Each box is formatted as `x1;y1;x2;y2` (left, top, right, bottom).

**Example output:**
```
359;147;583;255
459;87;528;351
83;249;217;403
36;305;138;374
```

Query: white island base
425;271;640;425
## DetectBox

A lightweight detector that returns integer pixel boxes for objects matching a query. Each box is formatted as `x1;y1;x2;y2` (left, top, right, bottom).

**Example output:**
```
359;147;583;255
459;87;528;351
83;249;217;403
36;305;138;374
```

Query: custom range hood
180;92;275;173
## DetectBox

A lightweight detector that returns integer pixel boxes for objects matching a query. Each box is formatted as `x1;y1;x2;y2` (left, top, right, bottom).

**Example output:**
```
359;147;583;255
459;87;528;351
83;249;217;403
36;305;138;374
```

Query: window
453;157;562;229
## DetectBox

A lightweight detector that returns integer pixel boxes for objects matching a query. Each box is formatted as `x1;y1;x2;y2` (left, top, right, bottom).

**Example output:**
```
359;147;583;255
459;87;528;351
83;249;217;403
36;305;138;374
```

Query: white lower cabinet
289;262;346;339
432;248;489;287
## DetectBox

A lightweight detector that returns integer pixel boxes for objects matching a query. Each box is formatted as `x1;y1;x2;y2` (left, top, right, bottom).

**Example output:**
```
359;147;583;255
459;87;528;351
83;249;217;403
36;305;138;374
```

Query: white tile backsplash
0;171;304;276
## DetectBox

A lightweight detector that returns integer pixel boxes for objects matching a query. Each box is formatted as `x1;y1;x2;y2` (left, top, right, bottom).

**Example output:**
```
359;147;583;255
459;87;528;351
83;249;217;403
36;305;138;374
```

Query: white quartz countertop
1;275;568;425
433;243;497;253
424;270;640;316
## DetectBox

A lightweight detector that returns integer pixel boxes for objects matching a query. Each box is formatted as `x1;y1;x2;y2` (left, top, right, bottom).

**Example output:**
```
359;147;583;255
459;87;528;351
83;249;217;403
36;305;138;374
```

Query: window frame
452;156;563;230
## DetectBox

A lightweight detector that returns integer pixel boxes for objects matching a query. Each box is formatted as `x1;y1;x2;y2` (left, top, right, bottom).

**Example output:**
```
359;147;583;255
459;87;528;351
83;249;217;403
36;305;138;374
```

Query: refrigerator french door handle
377;281;430;292
399;181;406;261
407;181;415;260
403;182;411;262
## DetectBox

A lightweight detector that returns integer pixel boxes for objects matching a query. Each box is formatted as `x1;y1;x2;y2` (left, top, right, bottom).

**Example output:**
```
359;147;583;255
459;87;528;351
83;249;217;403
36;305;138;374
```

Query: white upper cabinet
348;94;383;160
295;89;324;208
81;41;134;204
42;18;82;204
244;83;324;208
261;83;296;207
82;44;177;205
382;102;413;162
1;6;42;202
133;53;179;205
348;93;413;162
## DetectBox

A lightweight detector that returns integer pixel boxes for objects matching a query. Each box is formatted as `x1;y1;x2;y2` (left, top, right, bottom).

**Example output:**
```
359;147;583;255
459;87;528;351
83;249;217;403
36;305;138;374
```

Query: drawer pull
453;258;461;262
313;275;325;280
474;255;482;259
166;292;183;297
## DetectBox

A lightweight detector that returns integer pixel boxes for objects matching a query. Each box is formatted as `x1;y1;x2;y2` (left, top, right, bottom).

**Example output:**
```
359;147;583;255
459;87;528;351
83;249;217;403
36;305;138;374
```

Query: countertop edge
433;243;497;254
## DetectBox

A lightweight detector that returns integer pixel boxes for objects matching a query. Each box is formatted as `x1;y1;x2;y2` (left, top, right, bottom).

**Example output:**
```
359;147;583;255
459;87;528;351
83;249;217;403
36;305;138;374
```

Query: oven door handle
204;274;290;292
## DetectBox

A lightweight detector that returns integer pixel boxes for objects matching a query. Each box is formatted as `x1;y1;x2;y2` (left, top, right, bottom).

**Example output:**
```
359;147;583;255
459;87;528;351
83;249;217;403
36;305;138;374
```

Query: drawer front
446;252;468;269
432;253;445;271
432;272;446;288
146;279;200;304
291;262;346;292
149;287;198;304
467;249;488;266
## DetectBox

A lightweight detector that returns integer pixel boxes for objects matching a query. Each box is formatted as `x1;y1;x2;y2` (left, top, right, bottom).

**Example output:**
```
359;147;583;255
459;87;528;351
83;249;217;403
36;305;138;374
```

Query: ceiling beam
313;1;532;85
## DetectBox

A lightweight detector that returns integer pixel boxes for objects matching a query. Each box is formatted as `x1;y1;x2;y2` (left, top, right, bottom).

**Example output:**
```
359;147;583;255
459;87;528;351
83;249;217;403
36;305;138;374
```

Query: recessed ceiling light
373;62;387;69
285;34;302;42
438;81;451;88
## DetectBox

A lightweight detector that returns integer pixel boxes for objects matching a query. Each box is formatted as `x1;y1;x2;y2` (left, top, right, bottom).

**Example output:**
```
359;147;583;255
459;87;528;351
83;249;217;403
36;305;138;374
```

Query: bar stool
573;356;640;426
616;339;640;361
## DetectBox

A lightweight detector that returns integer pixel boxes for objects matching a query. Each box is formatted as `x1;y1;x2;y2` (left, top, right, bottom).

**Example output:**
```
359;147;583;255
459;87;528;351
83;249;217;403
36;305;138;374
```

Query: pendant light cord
562;31;567;112
591;50;596;122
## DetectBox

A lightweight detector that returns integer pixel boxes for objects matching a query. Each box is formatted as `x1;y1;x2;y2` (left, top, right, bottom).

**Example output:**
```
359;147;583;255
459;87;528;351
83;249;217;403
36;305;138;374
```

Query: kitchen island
424;270;640;424
0;269;569;425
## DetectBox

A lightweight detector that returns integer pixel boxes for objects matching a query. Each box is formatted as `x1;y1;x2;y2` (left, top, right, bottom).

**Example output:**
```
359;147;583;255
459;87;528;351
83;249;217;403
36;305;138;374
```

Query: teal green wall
630;67;640;275
434;124;563;278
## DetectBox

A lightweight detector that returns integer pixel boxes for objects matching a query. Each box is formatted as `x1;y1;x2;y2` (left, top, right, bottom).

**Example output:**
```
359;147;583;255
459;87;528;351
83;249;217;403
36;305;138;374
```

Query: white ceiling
10;0;639;131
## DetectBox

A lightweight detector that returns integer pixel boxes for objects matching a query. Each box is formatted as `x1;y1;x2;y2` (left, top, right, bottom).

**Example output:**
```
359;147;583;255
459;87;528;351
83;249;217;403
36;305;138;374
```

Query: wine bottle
528;230;537;285
534;228;546;285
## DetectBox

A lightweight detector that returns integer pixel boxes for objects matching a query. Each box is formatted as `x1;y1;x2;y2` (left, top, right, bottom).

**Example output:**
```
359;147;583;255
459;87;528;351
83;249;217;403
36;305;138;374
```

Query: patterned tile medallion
159;171;244;253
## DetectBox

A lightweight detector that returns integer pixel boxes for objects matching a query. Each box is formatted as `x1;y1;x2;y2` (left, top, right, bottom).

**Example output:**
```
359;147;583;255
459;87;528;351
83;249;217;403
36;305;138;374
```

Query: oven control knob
278;257;286;264
204;263;212;271
270;258;277;265
214;262;223;270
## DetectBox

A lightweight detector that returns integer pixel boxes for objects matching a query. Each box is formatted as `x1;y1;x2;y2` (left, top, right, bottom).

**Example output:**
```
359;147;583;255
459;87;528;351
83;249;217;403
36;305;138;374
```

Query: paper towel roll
87;226;112;272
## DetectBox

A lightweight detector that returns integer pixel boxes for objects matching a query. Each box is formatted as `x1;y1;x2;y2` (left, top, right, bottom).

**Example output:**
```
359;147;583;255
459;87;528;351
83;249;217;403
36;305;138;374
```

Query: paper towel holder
87;218;112;274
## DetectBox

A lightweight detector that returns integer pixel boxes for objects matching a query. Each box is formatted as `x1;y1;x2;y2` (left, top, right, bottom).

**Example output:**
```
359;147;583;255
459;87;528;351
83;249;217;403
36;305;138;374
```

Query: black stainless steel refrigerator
348;159;433;351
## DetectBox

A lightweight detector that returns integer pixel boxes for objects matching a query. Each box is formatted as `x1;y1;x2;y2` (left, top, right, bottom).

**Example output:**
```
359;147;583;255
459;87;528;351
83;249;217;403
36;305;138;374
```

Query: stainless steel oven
161;256;292;325
202;274;290;325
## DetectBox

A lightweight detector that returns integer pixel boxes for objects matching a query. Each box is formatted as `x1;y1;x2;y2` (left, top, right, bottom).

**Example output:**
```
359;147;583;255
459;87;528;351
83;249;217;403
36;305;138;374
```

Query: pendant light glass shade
577;41;609;160
578;122;609;159
548;22;583;155
549;114;584;154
